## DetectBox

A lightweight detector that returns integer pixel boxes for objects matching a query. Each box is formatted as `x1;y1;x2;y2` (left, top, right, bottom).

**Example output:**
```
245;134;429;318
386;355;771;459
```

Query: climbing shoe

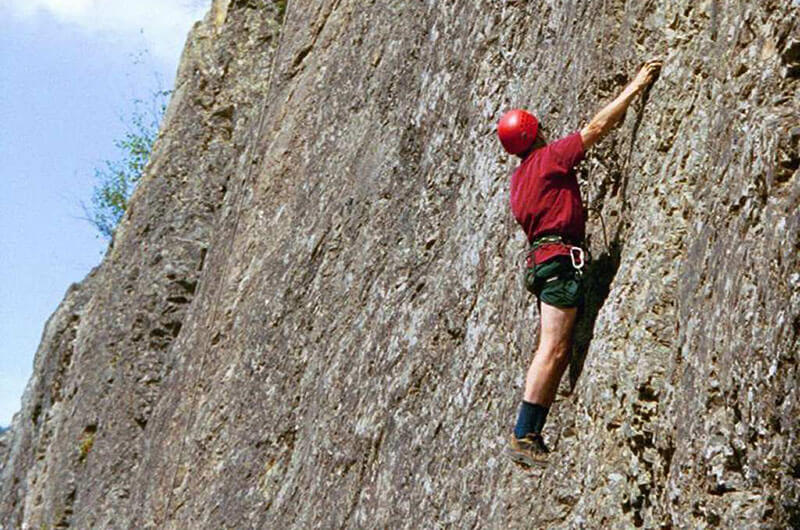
505;432;549;468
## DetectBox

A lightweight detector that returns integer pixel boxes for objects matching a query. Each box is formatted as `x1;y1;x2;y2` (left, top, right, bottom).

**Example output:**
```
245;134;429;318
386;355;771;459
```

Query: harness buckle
570;246;585;271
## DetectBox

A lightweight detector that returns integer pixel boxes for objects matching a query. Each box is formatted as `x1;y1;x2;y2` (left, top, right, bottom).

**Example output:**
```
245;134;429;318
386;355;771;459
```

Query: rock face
1;0;798;528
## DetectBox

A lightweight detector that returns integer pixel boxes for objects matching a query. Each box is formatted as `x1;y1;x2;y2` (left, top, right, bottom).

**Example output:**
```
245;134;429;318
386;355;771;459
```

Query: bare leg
524;302;578;406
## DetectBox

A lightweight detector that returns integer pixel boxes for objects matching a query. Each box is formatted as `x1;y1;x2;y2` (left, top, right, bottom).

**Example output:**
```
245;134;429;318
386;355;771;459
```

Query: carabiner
570;246;585;271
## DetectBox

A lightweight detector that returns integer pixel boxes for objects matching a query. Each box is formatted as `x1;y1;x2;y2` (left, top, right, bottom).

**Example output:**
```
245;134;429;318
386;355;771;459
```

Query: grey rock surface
1;0;798;528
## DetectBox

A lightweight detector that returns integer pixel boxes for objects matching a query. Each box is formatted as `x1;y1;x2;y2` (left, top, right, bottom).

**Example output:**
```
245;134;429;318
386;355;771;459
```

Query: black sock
514;401;549;438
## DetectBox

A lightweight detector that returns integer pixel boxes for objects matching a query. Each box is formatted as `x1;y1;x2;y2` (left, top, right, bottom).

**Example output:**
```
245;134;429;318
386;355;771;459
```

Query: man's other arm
580;60;662;150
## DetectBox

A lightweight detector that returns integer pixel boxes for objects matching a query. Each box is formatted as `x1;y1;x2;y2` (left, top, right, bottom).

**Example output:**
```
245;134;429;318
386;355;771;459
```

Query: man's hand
630;60;662;94
580;59;663;150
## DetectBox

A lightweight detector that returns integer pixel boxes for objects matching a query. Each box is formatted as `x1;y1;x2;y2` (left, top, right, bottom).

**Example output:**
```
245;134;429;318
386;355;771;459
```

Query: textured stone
1;0;798;528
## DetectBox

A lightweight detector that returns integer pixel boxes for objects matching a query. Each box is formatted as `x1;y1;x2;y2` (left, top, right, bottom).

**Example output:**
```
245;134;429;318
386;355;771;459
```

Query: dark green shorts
524;256;584;308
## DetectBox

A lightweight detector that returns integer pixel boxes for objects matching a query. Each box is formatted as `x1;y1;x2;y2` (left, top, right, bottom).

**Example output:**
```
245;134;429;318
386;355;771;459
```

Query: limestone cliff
1;1;798;528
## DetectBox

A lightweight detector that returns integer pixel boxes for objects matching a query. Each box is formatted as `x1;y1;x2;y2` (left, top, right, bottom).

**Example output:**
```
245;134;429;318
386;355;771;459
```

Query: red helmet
497;109;539;155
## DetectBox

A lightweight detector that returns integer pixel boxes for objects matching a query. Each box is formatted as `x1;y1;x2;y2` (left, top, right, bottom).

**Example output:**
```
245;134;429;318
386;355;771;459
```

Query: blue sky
0;0;210;426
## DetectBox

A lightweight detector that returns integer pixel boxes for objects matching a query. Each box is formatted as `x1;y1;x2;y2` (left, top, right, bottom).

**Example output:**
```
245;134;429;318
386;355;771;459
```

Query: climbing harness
521;234;590;298
525;235;565;268
526;234;589;273
529;234;567;252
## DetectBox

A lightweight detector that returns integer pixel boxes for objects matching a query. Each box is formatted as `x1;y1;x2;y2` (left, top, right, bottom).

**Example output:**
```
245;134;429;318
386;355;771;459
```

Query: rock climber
499;60;662;467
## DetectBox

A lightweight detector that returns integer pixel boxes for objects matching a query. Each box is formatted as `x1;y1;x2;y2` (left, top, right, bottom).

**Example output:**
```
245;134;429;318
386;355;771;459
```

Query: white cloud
4;0;211;66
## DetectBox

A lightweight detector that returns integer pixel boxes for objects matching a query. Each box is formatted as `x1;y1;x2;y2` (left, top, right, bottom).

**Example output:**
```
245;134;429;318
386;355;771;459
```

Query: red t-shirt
510;131;586;264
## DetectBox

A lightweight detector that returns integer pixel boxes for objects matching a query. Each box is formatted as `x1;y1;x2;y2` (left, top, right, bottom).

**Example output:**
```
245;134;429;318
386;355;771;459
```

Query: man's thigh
539;302;578;350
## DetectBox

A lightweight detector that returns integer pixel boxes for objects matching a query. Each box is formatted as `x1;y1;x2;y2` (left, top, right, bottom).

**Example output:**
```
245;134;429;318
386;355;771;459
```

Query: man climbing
499;60;662;467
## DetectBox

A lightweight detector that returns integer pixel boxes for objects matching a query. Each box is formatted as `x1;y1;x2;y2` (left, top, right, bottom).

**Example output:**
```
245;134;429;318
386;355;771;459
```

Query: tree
81;87;169;240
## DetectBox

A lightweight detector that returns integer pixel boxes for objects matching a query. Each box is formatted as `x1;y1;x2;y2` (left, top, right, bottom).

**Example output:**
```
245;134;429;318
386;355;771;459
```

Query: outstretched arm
580;60;662;150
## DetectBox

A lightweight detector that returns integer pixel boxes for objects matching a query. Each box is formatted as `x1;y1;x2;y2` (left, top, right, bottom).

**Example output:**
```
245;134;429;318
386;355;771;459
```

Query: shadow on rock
569;239;622;390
